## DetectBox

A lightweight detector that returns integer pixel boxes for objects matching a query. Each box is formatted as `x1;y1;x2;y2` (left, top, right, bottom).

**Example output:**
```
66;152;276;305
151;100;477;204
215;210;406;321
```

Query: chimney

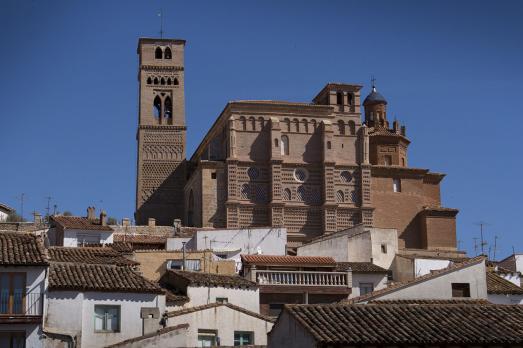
173;219;181;232
122;218;130;227
100;210;107;226
33;212;42;225
148;218;156;227
87;207;96;221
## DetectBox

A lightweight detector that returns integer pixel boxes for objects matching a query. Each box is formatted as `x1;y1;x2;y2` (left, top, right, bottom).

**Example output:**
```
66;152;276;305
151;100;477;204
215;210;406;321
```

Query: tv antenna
44;196;52;219
158;9;164;38
474;221;490;255
472;237;479;256
493;235;499;261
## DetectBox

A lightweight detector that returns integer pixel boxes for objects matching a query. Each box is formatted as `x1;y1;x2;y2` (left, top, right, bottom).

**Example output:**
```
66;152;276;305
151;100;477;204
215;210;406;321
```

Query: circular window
340;170;352;183
247;167;260;180
294;168;309;183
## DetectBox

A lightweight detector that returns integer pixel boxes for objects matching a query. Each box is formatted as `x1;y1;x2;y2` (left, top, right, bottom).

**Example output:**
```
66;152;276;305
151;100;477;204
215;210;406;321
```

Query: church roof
363;87;388;106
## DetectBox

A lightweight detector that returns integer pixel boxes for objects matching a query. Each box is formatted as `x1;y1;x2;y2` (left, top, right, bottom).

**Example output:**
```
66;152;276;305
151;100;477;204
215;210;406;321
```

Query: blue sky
0;0;521;259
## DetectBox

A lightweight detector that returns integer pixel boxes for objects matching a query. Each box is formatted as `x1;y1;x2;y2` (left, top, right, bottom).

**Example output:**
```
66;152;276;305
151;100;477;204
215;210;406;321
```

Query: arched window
297;186;306;202
173;78;179;85
347;93;353;105
240;184;250;199
336;92;343;105
164;47;172;59
164;97;172;119
336;190;345;203
281;135;289;155
302;119;308;133
293;118;300;132
249;117;256;131
153;77;159;85
155;47;163;59
153;96;162;120
283;188;291;201
338;120;345;135
274;138;279;147
239;116;247;131
147;77;152;84
327;141;331;149
284;118;291;132
160;77;165;85
167;78;172;85
348;120;356;135
187;190;194;226
311;119;317;131
258;117;265;128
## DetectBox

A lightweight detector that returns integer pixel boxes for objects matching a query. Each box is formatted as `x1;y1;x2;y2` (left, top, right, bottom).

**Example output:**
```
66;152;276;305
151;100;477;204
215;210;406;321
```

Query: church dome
363;86;387;106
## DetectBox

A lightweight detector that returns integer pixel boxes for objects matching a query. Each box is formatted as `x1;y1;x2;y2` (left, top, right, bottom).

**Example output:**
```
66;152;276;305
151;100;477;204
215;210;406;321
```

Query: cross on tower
371;76;376;89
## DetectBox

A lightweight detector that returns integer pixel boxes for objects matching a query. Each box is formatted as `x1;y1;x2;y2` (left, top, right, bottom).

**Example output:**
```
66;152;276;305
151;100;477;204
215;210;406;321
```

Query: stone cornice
139;125;186;131
141;65;184;72
371;166;445;182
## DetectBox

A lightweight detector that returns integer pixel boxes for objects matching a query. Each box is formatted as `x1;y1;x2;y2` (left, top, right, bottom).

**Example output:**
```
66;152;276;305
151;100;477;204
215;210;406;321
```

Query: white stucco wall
498;271;521;286
368;261;488;301
167;305;273;346
515;254;523;274
297;232;350;262
45;291;165;348
350;273;388;298
488;293;523;305
267;310;315;348
166;237;192;250
414;259;451;277
63;229;113;247
186;286;259;313
369;228;398;269
0;210;9;222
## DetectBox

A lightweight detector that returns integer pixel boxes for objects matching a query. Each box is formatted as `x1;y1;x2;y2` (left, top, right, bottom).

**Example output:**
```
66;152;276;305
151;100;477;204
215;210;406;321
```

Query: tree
107;216;118;225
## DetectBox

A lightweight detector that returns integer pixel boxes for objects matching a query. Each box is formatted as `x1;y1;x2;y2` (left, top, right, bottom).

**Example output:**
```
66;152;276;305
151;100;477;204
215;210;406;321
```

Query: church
135;37;458;251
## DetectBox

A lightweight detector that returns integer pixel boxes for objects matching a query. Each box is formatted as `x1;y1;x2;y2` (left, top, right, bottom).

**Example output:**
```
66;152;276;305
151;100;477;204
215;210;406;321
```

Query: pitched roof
282;303;523;345
105;324;189;348
336;262;387;273
48;263;163;294
48;247;139;267
51;216;113;231
0;203;14;212
0;232;48;266
346;256;486;303
167;302;275;323
162;270;257;289
486;272;523;295
113;234;167;244
368;299;491;305
241;255;336;266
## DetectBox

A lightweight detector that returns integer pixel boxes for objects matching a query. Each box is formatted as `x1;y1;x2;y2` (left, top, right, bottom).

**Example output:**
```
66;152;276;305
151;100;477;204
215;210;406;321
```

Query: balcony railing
0;292;43;316
255;270;351;287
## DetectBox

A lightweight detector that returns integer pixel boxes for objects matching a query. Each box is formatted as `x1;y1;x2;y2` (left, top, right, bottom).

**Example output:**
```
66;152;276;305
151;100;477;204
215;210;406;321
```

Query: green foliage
107;216;118;225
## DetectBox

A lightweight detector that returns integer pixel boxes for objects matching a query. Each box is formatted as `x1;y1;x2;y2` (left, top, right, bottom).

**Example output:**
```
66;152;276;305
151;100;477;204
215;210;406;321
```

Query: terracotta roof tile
113;234;167;244
368;299;491;305
0;232;48;266
51;216;113;231
167;302;275;323
336;262;387;273
161;270;257;289
241;255;336;266
486;271;523;295
48;247;139;267
283;303;523;345
49;263;163;294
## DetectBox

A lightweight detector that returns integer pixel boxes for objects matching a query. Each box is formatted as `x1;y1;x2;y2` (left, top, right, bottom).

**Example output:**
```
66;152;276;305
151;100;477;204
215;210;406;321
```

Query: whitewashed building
0;232;48;348
0;203;14;222
49;211;114;247
486;271;523;304
498;253;523;286
335;262;388;298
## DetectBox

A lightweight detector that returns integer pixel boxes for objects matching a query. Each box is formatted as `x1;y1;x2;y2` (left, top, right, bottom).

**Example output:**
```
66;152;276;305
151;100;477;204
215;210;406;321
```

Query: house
268;302;523;348
297;225;398;270
486;271;523;304
498;253;523;286
47;246;139;268
335;262;388;297
166;302;275;346
0;232;48;348
111;219;174;250
347;256;488;303
49;209;114;247
240;255;352;316
487;261;522;287
0;203;14;222
160;270;259;312
44;262;166;348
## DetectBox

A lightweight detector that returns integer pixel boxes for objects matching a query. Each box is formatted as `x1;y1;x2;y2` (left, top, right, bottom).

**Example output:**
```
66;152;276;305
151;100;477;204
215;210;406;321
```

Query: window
280;135;289;155
173;77;179;85
153;77;159;85
293;118;300;132
160;77;165;85
167;77;172;85
381;243;387;253
0;332;25;348
211;172;217;179
338;120;345;135
387;270;393;281
282;188;291;201
401;157;406;166
249;117;256;131
393;178;401;192
94;305;120;333
216;297;228;304
336;91;343;105
155;47;163;59
239;116;247;131
294;168;309;182
347;93;353;105
327;141;331;149
0;273;25;315
198;329;217;347
452;283;471;297
153;96;162;120
348;120;356;135
274;138;279;148
146;77;152;84
384;155;392;166
168;259;201;271
359;282;374;295
336;190;344;203
164;97;172;119
340;171;352;183
234;331;253;346
164;47;172;59
268;303;284;317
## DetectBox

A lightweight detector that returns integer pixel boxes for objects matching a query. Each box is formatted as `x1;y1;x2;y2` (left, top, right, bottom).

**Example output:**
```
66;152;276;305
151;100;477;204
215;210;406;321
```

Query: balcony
254;270;351;288
0;292;43;323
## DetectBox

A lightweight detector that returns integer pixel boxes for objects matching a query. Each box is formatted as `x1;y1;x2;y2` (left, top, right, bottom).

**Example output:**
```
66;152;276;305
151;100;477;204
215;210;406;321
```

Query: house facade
49;210;114;247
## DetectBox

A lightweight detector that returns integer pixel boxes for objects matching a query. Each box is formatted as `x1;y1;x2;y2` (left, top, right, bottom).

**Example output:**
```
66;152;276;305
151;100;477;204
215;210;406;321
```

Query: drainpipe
182;241;186;271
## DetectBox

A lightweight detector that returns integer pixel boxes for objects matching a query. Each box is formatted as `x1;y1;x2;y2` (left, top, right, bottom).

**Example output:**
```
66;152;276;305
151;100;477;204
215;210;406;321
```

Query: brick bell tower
135;38;187;225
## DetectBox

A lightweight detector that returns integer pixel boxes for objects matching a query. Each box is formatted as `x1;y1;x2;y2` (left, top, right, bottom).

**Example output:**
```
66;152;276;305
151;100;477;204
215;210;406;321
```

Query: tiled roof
486;272;523;295
111;225;175;236
163;289;190;304
0;232;48;266
283;303;523;345
49;263;163;294
368;299;491;305
346;256;486;303
48;247;139;267
113;234;167;244
83;242;134;253
105;324;190;348
497;254;517;272
167;302;275;323
161;270;257;289
336;262;387;273
241;255;336;266
51;216;113;231
0;203;14;212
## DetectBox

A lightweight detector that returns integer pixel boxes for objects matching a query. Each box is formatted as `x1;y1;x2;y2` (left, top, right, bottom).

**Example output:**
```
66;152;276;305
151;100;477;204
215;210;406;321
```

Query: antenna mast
474;221;490;255
158;9;164;38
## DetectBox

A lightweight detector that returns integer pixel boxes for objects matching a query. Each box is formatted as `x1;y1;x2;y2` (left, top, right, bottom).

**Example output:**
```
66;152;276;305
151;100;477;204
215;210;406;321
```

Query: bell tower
135;38;187;225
